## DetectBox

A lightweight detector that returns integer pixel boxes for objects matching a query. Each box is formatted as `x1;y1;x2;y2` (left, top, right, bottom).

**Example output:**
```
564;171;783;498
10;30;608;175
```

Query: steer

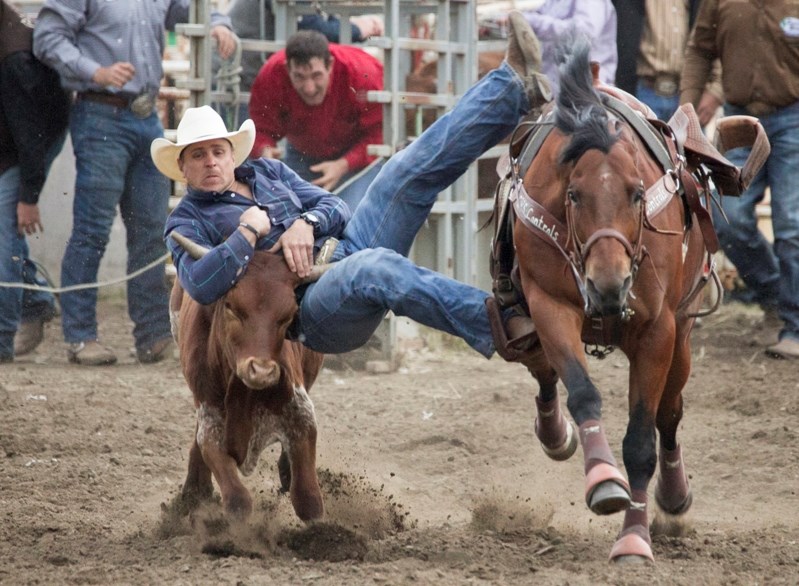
169;232;327;522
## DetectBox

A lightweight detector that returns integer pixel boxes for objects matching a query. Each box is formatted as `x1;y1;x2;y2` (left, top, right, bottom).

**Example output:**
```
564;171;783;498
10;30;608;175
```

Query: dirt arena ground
1;294;797;585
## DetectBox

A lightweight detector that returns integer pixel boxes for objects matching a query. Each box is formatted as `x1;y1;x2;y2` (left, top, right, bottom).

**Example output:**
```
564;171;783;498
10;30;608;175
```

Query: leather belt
76;91;155;118
77;91;132;109
640;74;680;97
744;101;776;117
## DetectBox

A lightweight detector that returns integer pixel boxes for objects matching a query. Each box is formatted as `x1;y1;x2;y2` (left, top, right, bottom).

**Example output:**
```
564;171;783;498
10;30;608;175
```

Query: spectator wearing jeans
614;0;722;124
0;0;69;363
33;0;235;365
681;0;799;359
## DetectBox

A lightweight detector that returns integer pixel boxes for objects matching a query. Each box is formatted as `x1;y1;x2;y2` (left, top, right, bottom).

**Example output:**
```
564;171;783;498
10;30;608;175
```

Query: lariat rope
0;252;171;293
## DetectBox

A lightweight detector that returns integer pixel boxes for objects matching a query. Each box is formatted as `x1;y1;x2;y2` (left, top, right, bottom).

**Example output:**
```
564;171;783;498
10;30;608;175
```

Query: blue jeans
297;62;529;358
0;167;57;358
713;102;799;341
62;100;172;350
635;82;679;122
283;143;384;212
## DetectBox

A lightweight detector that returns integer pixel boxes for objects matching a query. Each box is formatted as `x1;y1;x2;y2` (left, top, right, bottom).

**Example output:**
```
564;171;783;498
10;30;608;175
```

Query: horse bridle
564;184;648;295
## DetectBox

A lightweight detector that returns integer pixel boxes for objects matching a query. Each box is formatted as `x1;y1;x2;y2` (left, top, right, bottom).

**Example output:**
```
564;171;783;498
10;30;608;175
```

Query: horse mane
553;33;619;165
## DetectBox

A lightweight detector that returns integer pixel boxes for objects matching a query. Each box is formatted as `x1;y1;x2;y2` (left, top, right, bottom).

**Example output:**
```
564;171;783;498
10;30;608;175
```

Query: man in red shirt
249;30;383;208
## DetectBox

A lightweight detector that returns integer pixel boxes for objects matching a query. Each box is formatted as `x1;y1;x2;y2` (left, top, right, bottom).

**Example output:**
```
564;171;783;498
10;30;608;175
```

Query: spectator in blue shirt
33;0;235;366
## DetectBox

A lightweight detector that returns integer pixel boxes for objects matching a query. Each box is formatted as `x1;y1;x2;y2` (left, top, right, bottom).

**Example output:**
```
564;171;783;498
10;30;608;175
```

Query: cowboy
153;12;550;360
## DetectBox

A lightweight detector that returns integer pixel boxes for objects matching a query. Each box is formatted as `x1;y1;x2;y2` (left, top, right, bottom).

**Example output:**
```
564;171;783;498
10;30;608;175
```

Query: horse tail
553;31;618;164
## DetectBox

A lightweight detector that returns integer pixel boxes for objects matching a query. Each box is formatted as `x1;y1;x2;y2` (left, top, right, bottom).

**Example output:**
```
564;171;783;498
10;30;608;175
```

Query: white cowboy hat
151;105;255;182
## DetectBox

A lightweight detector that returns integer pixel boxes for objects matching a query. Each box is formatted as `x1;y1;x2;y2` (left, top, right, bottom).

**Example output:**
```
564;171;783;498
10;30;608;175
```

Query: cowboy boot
505;11;552;110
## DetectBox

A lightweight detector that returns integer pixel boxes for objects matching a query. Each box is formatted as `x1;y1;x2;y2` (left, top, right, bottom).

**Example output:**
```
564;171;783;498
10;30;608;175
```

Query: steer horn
170;231;210;259
171;230;332;282
299;263;333;285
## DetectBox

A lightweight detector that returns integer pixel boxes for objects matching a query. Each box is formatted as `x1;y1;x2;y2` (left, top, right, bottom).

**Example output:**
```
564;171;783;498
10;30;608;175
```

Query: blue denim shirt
165;158;351;305
33;0;231;95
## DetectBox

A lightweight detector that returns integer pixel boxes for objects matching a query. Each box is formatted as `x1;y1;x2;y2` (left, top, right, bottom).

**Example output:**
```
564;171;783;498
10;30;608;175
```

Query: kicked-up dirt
1;295;797;585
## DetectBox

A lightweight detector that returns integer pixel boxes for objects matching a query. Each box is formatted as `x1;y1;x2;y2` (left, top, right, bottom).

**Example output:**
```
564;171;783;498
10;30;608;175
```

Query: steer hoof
292;491;325;522
224;491;254;520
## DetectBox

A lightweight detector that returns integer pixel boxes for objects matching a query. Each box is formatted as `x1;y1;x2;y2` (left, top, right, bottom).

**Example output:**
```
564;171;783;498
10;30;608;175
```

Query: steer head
171;232;329;392
213;253;301;390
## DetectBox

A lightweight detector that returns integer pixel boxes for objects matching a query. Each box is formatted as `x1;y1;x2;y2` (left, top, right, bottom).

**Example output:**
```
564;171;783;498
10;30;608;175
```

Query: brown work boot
486;297;540;362
14;318;46;356
765;337;799;360
136;337;175;364
505;11;552;108
68;340;118;366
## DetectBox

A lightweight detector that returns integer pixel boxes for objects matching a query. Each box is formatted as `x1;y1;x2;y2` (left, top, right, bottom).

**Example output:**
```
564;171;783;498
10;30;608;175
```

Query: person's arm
248;56;287;158
272;161;352;237
165;205;258;305
679;0;718;107
164;1;235;59
695;60;724;126
1;53;69;207
525;1;613;45
266;160;352;277
33;2;101;85
338;55;383;173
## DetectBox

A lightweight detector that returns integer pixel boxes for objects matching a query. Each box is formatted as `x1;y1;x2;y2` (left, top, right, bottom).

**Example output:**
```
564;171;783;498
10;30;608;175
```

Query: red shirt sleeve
338;48;384;172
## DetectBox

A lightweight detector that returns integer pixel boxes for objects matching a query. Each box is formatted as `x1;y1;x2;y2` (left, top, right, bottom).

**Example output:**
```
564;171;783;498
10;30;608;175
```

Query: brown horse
506;39;721;563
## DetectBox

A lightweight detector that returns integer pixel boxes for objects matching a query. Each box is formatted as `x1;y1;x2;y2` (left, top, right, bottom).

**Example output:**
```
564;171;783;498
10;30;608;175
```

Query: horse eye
567;189;578;204
632;188;644;204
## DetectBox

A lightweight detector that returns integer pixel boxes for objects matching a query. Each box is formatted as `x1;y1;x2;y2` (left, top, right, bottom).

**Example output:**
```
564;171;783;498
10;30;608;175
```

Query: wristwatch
300;211;321;234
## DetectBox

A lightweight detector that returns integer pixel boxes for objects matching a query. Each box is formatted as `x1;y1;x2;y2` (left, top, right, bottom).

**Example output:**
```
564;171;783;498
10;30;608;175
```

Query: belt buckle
130;93;155;118
745;101;775;117
654;75;678;97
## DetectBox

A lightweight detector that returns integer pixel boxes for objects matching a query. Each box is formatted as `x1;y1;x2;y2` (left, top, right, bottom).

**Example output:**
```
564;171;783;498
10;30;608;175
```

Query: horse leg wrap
655;444;693;515
579;420;617;469
580;420;631;514
610;489;653;563
609;527;654;564
534;395;577;461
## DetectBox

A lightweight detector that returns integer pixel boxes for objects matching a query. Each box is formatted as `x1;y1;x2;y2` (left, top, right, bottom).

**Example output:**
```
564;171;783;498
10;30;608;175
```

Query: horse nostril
621;274;633;296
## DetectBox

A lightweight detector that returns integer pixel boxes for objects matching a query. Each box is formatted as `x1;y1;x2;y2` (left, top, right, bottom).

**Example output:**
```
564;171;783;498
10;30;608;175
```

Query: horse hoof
540;419;578;461
588;480;631;515
612;553;654;565
609;532;654;564
585;463;631;515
